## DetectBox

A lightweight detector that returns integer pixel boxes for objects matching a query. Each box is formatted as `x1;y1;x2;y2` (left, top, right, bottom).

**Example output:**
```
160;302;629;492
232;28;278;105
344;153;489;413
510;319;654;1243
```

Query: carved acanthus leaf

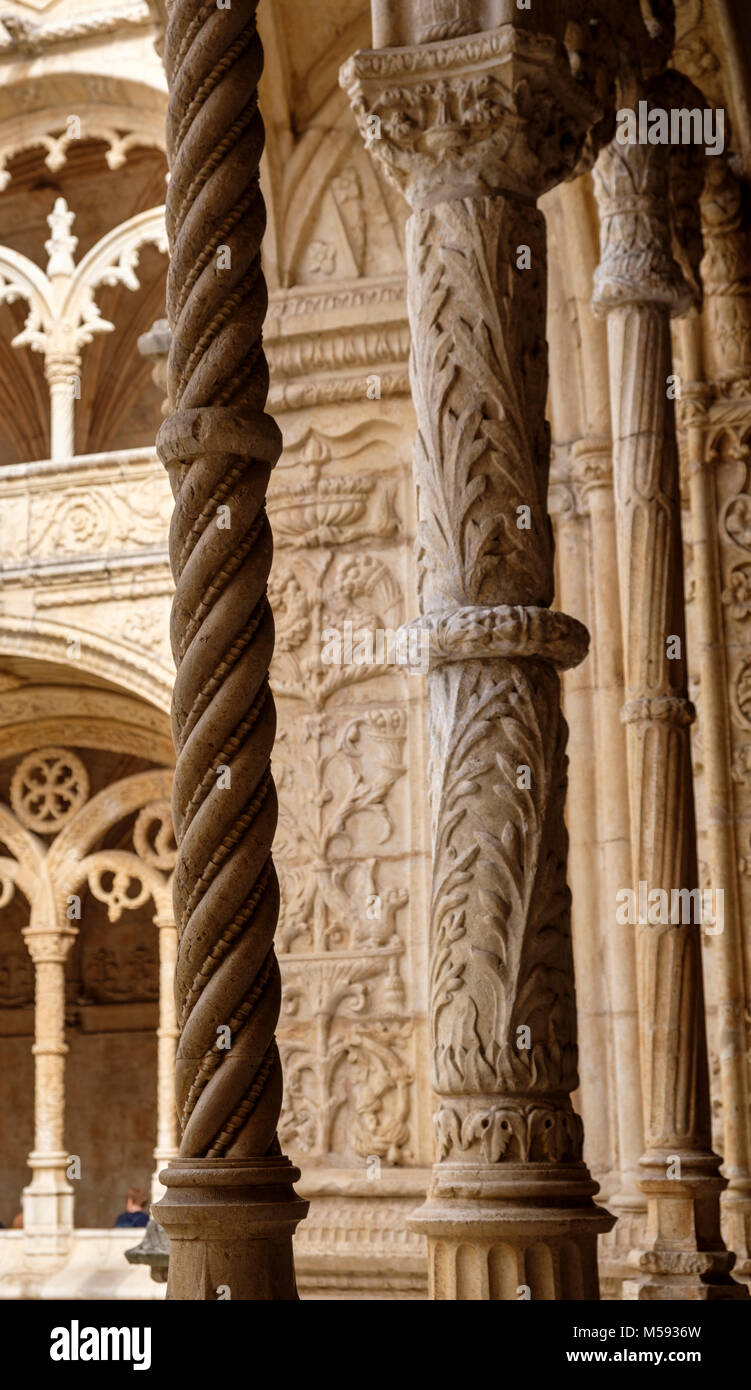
409;196;552;612
429;660;577;1097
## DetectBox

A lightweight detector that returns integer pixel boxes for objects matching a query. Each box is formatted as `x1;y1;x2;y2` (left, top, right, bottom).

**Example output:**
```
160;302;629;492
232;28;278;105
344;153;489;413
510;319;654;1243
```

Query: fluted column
154;0;307;1299
46;354;78;462
21;925;76;1258
677;158;751;1275
152;906;179;1202
572;442;647;1246
343;14;615;1299
592;100;746;1299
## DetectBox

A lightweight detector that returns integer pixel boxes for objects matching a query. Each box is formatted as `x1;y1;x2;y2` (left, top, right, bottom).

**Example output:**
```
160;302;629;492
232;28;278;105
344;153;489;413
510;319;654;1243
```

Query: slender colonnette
593;83;746;1300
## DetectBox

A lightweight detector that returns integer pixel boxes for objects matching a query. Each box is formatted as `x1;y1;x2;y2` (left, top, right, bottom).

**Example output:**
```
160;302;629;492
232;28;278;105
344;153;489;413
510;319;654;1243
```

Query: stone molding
401;605;589;670
0;105;165;191
0;3;153;58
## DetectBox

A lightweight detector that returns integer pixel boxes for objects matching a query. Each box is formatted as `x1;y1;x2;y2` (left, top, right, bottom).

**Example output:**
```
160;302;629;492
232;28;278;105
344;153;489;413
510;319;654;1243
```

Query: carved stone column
592;102;746;1299
674;156;751;1279
570;439;645;1267
571;439;646;1225
152;905;179;1202
44;197;80;461
343;18;615;1299
45;354;78;462
154;0;307;1298
21;925;76;1258
138;318;171;420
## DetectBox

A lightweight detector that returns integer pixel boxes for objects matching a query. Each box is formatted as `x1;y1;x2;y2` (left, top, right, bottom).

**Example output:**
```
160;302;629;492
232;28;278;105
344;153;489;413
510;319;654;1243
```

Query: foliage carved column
343;15;615;1299
154;0;307;1299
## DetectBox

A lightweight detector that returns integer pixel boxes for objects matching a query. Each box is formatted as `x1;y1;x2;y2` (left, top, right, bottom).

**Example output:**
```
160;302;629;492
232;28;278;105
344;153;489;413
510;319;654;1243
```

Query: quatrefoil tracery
10;746;90;834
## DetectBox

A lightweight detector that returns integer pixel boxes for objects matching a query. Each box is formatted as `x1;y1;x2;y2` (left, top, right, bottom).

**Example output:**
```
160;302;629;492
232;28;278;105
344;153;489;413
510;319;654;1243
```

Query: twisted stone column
343;17;615;1299
592;100;746;1299
22;925;76;1258
154;0;307;1299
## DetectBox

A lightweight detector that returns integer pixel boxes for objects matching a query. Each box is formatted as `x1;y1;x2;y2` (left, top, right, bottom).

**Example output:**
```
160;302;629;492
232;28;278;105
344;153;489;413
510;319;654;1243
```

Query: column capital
592;139;688;314
592;76;707;318
22;925;76;965
341;24;604;207
569;436;613;493
700;155;751;394
676;380;714;434
152;905;176;931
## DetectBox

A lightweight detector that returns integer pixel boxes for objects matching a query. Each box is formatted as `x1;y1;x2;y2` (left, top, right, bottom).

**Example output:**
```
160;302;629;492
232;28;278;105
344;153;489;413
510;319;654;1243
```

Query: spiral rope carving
158;0;284;1161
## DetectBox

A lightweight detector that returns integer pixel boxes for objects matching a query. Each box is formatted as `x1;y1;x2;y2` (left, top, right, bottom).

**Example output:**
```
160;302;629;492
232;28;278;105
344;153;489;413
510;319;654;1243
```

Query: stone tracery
0;743;177;1249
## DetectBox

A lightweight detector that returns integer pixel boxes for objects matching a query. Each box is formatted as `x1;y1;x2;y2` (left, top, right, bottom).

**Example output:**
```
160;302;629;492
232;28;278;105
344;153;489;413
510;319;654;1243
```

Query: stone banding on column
621;695;696;727
400;606;589;670
154;0;306;1299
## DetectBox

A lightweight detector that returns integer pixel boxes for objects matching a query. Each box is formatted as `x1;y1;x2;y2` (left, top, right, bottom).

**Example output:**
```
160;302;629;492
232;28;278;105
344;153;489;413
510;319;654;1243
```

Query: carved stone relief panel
0;451;175;674
280;87;406;293
269;407;429;1171
703;415;751;1101
0;454;172;568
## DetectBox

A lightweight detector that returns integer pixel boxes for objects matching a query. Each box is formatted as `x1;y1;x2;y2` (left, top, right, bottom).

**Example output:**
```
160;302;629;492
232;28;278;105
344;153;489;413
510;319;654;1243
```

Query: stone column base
22;1153;74;1260
410;1162;614;1300
622;1246;747;1300
722;1186;751;1284
155;1156;309;1301
622;1171;749;1300
597;1195;648;1299
151;1148;178;1206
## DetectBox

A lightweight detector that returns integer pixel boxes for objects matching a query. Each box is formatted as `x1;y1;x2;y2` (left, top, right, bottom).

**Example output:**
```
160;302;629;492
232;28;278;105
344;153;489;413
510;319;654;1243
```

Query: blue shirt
114;1210;149;1227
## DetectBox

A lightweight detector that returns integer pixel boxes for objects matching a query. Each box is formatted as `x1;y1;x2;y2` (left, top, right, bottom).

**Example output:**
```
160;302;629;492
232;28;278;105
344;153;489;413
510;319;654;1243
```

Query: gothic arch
0;801;54;927
47;768;173;885
0;104;166;193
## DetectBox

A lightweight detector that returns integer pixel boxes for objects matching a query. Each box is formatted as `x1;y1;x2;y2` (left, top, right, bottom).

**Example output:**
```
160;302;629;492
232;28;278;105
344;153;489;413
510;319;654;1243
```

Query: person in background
113;1186;149;1228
